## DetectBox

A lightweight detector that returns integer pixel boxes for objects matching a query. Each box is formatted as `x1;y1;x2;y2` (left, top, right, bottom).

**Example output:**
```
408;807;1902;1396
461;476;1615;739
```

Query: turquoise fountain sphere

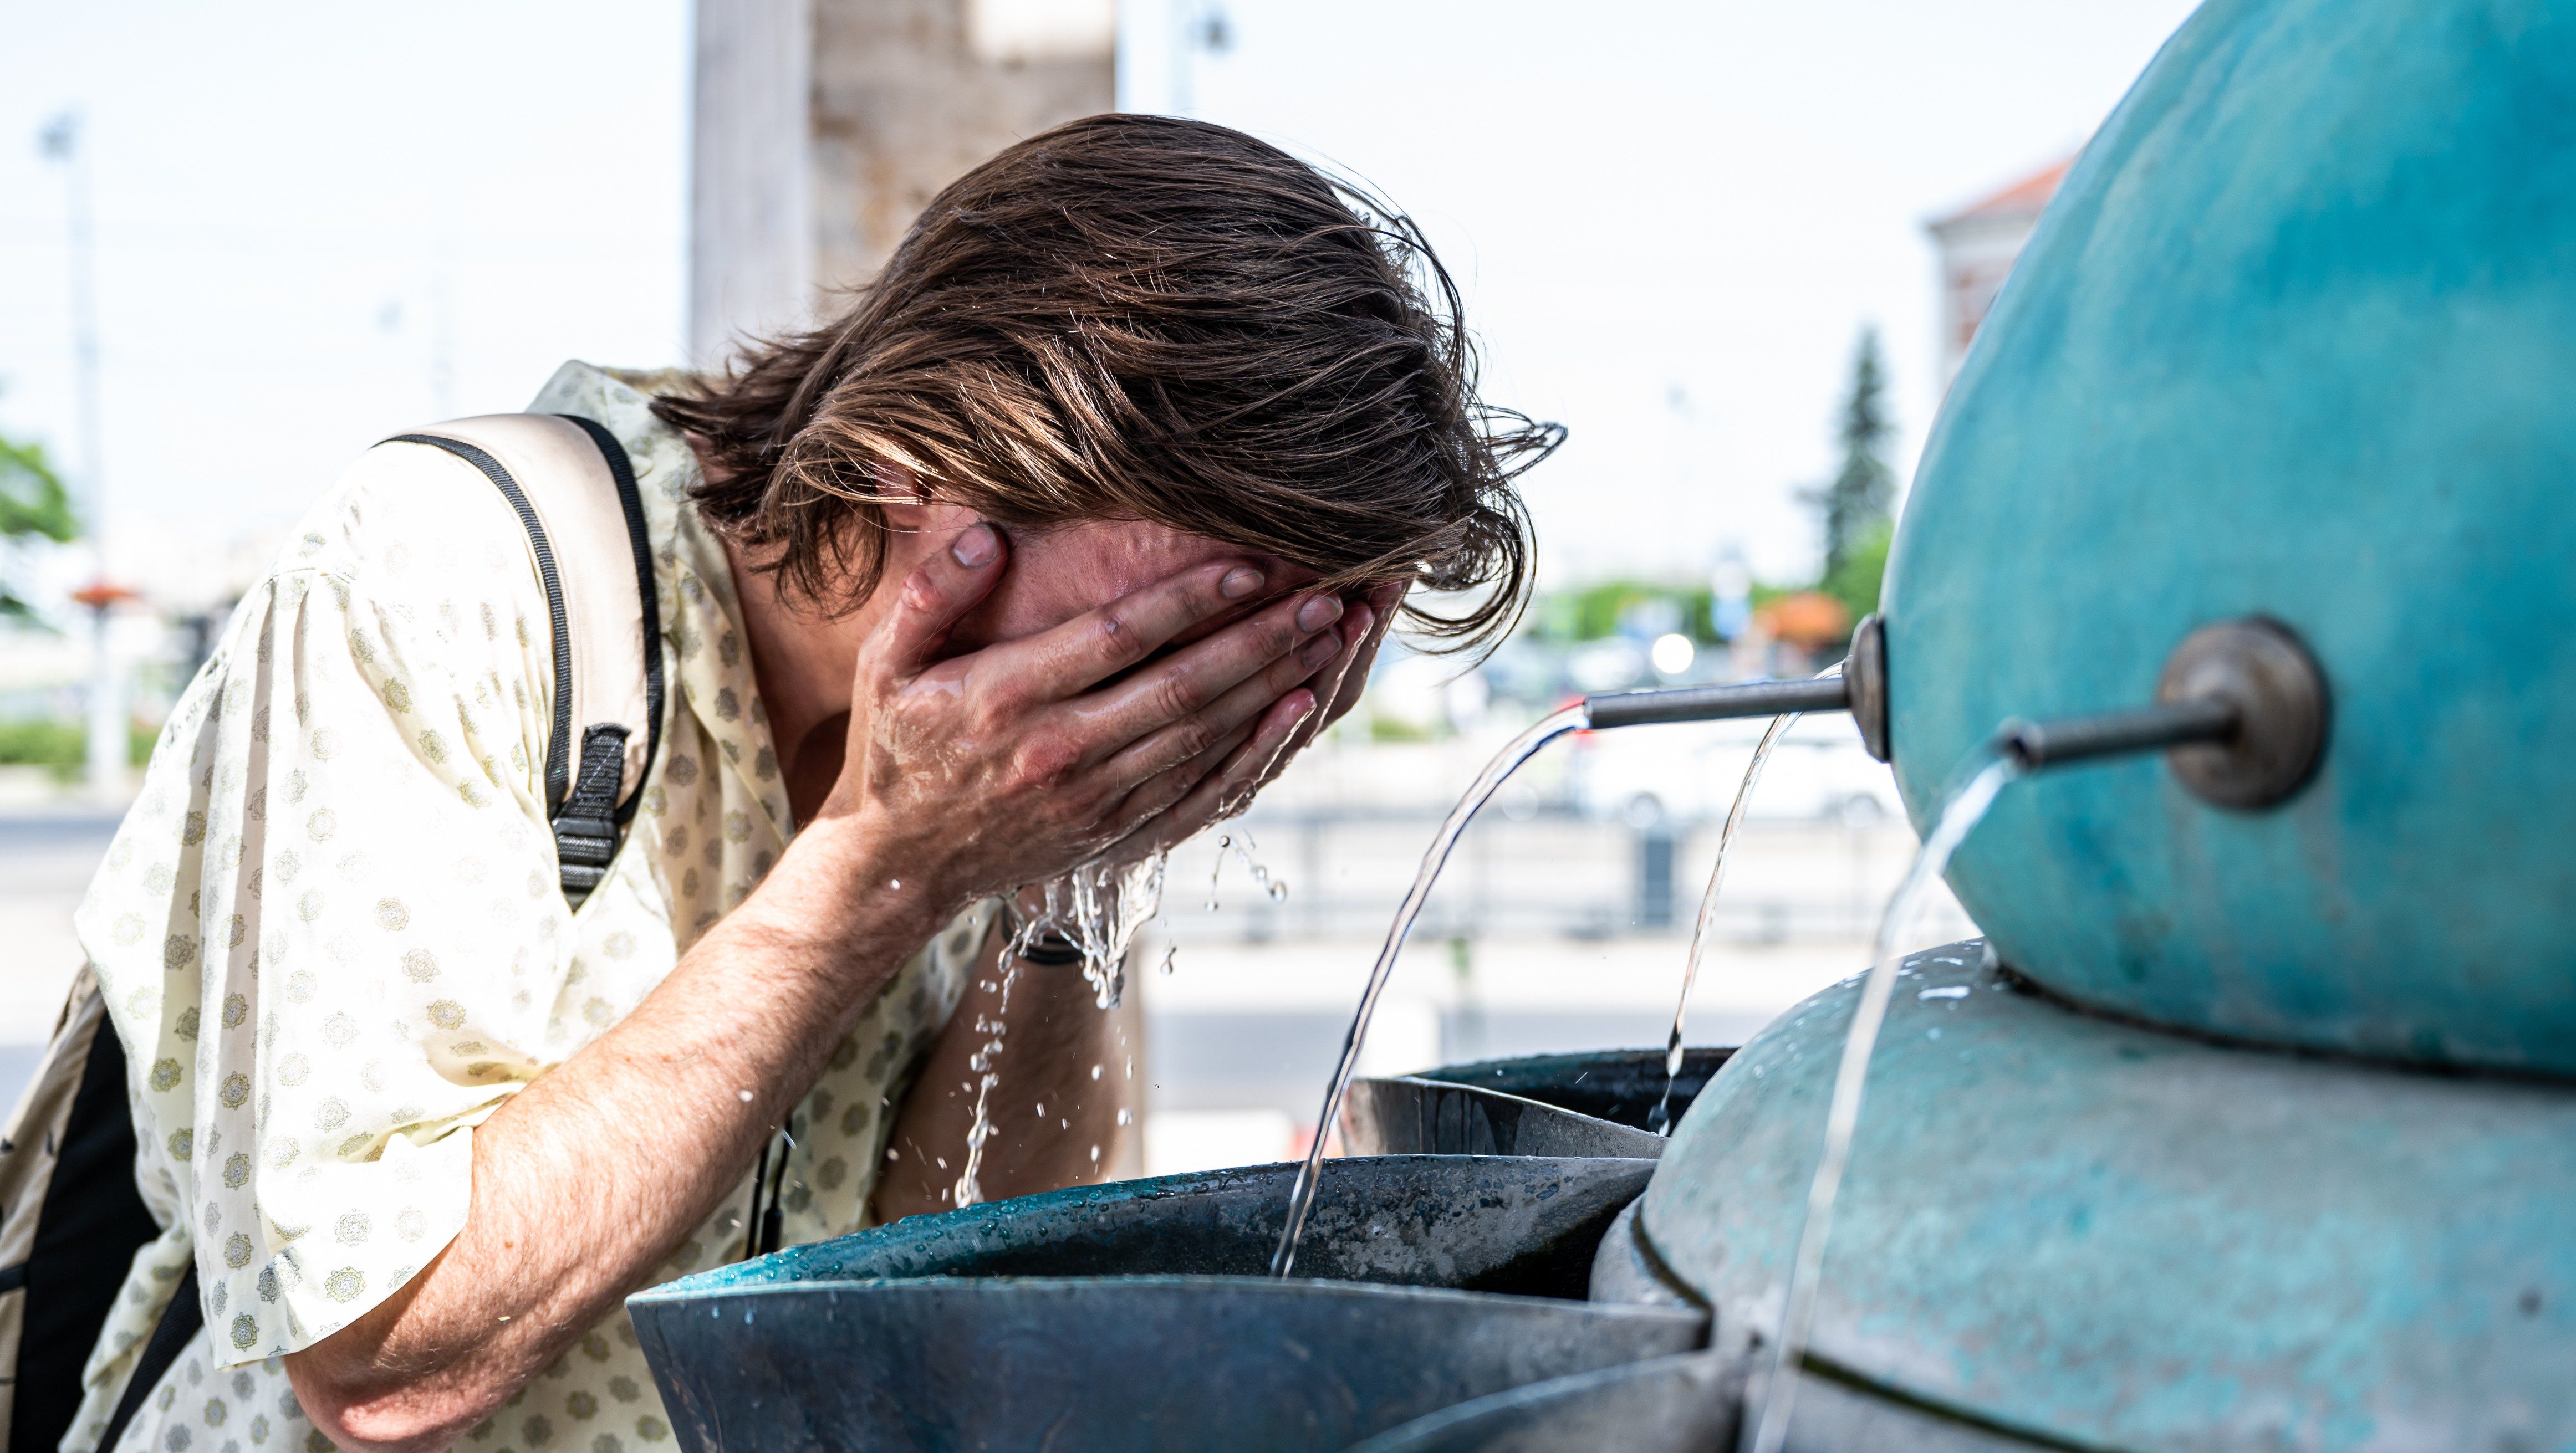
1886;0;2576;1074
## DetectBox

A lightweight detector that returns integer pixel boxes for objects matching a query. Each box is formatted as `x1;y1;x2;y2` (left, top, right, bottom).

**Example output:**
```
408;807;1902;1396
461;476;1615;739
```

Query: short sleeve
79;452;577;1365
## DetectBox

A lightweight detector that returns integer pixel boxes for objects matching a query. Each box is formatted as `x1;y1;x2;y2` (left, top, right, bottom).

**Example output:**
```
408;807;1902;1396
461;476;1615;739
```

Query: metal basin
1342;1048;1735;1160
1344;1352;2068;1452
1420;1048;1733;1128
630;1156;1703;1453
1342;1077;1670;1159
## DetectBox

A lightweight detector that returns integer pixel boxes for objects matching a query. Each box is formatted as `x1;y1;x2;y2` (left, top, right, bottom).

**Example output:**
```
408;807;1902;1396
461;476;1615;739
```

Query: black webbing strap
94;1266;200;1453
552;415;665;830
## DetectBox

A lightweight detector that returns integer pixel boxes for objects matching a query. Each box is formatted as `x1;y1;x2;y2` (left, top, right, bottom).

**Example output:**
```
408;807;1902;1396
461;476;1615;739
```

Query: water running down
1743;750;2023;1453
953;852;1169;1209
1647;710;1801;1136
1269;703;1591;1278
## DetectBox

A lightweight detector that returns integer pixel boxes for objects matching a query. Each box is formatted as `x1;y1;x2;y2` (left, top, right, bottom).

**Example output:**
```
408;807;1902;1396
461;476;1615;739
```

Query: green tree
1819;517;1893;621
1808;328;1895;584
0;417;79;618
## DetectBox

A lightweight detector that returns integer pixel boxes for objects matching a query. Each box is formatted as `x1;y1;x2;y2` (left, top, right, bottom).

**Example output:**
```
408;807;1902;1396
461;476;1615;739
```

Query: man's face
915;508;1326;659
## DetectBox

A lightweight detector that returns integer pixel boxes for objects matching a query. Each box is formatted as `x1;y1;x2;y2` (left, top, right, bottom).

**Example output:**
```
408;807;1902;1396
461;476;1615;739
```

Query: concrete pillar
690;0;1115;364
690;0;815;366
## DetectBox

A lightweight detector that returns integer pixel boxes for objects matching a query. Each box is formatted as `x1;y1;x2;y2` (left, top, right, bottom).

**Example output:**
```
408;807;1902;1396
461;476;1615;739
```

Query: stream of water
1647;710;1801;1135
1742;748;2022;1453
952;852;1169;1208
1268;703;1593;1277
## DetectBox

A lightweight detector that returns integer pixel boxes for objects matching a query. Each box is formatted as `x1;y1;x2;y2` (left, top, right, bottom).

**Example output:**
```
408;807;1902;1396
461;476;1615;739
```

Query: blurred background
0;0;2198;1166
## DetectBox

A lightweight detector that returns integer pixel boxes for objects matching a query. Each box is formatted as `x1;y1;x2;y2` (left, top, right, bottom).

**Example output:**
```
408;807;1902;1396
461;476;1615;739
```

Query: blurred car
1563;712;1902;826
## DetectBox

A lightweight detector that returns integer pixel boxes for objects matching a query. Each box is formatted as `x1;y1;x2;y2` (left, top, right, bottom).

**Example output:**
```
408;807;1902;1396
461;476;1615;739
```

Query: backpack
0;409;665;1453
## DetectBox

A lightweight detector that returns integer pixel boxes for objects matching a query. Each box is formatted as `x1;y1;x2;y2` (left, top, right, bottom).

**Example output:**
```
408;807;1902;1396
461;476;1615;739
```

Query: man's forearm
287;817;957;1453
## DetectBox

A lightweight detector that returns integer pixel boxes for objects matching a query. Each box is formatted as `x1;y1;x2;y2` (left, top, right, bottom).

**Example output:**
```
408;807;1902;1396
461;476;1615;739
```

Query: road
0;811;120;1110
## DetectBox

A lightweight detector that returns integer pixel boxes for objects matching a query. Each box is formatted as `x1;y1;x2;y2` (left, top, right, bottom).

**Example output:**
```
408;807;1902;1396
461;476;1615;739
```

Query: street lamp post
38;111;127;804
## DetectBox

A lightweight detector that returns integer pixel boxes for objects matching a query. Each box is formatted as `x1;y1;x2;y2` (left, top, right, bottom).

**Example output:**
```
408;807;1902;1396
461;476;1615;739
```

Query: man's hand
820;521;1351;909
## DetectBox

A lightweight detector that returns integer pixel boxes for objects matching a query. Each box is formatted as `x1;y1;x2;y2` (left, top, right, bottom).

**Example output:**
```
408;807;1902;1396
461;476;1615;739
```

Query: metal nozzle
1579;614;1891;760
1582;674;1851;730
1999;698;2241;770
1993;617;2330;811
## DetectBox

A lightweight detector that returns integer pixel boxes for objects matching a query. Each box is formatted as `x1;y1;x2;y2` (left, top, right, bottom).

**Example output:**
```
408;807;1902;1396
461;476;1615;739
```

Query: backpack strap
381;416;665;907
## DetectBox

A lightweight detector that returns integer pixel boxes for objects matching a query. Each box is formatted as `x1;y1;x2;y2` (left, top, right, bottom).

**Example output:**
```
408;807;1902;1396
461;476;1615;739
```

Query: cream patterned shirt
67;364;991;1453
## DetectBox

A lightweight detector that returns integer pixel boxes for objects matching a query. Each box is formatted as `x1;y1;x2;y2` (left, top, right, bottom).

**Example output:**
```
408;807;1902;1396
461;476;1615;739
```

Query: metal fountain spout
1582;613;2329;811
1581;615;1893;760
1994;616;2330;809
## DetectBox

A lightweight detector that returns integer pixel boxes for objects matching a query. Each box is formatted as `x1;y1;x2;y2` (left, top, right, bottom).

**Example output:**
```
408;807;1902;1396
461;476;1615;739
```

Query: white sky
0;0;2198;613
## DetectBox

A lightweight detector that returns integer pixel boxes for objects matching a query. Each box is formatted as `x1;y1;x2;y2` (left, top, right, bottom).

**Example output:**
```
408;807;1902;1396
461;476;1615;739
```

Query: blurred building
690;0;1115;363
1925;157;2070;385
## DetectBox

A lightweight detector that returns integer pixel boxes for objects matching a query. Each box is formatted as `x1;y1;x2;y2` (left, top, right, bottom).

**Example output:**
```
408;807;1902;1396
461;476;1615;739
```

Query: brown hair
654;113;1558;651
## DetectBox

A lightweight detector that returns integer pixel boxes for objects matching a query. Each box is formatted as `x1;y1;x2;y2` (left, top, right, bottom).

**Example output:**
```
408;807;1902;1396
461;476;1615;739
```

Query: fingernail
1295;594;1344;632
951;524;998;567
1300;630;1340;668
1220;567;1266;599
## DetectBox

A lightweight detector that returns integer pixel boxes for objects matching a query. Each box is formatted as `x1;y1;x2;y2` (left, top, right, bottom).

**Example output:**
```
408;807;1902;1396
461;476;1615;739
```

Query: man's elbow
284;1347;487;1453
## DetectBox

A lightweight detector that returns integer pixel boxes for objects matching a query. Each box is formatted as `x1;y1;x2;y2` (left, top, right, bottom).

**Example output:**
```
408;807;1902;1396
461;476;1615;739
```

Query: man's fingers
1321;587;1402;731
1007;559;1279;702
1110;690;1314;850
1070;591;1340;763
1093;617;1339;792
883;524;1008;676
1101;719;1263;850
1285;601;1380;758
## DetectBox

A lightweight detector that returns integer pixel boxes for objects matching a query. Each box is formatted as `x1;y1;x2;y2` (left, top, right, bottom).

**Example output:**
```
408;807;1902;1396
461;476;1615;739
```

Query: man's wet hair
656;112;1558;652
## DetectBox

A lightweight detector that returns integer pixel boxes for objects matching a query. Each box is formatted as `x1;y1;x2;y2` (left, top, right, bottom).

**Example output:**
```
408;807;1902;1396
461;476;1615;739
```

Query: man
69;114;1552;1453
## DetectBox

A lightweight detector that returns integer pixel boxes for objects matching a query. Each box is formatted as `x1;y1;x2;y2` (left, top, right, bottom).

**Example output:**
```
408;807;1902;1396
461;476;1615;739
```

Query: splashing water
1008;852;1170;1010
1233;832;1290;903
953;852;1169;1208
1270;704;1590;1277
1206;832;1290;911
1647;710;1800;1136
1744;749;2022;1453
